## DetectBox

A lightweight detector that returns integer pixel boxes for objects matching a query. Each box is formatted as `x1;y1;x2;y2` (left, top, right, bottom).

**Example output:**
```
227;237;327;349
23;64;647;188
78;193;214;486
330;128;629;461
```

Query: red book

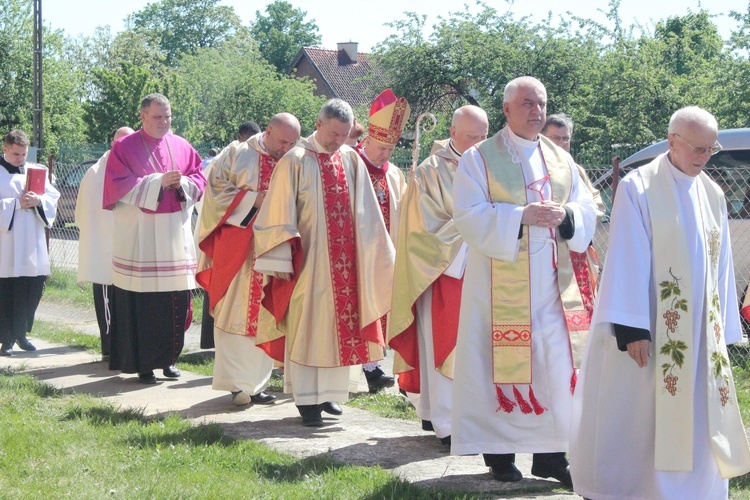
25;165;47;194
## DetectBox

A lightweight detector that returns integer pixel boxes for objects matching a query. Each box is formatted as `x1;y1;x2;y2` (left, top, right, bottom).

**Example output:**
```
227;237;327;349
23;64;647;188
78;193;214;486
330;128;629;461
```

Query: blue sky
44;0;748;51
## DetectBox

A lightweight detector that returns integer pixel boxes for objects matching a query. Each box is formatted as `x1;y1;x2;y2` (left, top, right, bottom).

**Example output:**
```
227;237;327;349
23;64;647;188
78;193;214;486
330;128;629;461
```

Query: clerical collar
448;140;462;158
359;148;385;170
309;132;336;154
258;132;268;153
0;155;22;174
506;126;539;149
666;154;698;185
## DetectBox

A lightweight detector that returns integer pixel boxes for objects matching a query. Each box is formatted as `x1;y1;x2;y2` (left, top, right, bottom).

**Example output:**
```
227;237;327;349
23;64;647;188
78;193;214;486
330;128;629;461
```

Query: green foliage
0;0;33;133
171;33;325;143
250;0;322;74
132;0;243;65
376;1;744;163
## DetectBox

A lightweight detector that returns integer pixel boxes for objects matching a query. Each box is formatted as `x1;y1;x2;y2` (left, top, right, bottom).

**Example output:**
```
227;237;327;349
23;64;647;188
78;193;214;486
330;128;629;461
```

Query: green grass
0;369;468;499
731;366;750;495
43;268;93;308
349;391;419;421
32;321;102;352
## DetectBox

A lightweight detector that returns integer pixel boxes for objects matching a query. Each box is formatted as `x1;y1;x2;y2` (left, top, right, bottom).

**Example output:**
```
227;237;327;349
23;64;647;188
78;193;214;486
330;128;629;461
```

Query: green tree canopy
250;0;321;74
132;0;243;65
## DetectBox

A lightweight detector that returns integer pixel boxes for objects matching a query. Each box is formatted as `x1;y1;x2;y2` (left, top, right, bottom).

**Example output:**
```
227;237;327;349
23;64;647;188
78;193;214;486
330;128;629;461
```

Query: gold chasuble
196;135;276;338
388;139;465;391
253;136;395;368
641;158;750;475
477;135;592;407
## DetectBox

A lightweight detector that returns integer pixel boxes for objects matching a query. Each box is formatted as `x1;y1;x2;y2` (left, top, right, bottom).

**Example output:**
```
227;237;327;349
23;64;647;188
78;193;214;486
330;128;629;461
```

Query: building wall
292;58;332;99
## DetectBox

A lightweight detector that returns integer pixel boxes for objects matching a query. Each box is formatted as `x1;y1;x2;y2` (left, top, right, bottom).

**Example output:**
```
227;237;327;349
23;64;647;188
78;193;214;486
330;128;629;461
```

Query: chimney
337;42;358;66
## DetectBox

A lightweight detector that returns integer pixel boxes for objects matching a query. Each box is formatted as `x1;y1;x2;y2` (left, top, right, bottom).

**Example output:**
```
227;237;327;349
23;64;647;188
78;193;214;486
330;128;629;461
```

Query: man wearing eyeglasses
570;106;750;499
542;114;605;219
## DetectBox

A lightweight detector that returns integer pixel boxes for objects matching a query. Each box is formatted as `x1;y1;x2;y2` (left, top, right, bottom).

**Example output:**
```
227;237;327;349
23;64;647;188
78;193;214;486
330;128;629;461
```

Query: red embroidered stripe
317;152;369;365
246;154;277;337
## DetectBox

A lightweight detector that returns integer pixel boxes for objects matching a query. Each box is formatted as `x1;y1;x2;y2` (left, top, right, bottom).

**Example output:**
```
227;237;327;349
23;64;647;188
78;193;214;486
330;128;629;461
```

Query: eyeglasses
673;133;722;156
548;135;571;143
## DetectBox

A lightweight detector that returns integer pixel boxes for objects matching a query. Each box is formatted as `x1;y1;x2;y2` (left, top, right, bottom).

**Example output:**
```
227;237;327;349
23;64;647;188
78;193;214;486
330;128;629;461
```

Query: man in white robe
75;127;134;359
451;76;597;487
570;107;750;499
0;129;59;356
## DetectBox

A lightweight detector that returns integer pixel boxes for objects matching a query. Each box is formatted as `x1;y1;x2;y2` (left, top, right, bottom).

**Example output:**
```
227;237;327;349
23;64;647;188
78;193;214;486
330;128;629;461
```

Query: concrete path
8;304;578;499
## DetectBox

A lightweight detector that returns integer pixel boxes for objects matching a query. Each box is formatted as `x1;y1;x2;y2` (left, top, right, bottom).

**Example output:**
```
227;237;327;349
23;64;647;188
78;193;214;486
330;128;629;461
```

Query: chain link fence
42;147;750;365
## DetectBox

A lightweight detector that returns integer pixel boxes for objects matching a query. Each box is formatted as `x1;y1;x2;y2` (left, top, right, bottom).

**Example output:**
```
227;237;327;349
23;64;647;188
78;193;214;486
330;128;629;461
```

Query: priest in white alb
76;126;134;359
570;107;750;499
451;76;597;487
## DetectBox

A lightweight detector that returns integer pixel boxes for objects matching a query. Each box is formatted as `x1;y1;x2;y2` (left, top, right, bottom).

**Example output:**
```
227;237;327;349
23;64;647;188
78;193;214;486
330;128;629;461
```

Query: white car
590;128;750;330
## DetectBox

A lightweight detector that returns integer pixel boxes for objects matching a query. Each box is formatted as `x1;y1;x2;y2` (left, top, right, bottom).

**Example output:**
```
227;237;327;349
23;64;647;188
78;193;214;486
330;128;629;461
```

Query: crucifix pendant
376;188;386;205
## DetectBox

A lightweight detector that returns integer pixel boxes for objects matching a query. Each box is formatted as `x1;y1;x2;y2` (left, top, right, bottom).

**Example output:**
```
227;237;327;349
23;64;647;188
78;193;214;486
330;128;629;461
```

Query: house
287;42;387;108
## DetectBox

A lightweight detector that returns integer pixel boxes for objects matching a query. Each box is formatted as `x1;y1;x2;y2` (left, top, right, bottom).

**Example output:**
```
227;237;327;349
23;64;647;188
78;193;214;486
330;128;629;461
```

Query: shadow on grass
0;367;64;398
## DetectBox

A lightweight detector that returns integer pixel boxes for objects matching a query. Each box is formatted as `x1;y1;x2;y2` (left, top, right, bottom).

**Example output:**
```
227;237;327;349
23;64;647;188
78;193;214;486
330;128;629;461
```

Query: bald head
450;105;489;154
265;112;301;159
112;127;135;147
666;106;720;177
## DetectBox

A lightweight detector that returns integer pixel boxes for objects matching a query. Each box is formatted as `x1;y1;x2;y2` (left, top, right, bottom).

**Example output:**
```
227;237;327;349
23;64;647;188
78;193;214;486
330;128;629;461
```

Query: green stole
477;130;591;389
642;156;750;475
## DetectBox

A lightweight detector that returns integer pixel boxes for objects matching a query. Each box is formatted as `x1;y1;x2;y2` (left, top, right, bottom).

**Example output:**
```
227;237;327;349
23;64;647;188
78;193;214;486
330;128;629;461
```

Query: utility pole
32;0;43;154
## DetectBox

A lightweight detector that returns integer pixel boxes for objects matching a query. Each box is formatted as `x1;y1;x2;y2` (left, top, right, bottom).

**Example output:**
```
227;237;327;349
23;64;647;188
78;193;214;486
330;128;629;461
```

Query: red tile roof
289;47;387;106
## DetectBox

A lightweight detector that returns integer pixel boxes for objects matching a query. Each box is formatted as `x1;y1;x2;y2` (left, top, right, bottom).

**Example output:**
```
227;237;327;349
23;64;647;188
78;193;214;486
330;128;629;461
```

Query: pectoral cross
376;187;386;205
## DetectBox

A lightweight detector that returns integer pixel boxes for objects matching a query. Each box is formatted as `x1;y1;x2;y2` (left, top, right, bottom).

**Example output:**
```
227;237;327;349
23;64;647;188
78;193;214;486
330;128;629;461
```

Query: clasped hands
19;191;41;209
161;170;182;189
521;200;566;228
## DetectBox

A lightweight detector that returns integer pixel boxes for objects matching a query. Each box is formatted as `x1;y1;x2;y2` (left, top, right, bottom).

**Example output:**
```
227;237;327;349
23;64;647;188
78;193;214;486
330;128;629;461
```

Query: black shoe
421;420;434;431
138;371;157;384
490;462;523;482
297;405;323;427
162;366;181;378
368;374;396;394
440;435;452;446
531;464;573;489
16;338;36;351
250;391;277;404
0;344;12;357
319;401;343;415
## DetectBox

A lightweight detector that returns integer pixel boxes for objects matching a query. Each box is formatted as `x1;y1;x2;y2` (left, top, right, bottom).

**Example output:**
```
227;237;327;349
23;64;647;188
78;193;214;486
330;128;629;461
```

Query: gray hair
503;76;545;104
318;99;353;124
542;113;574;135
140;93;171;111
668;106;718;135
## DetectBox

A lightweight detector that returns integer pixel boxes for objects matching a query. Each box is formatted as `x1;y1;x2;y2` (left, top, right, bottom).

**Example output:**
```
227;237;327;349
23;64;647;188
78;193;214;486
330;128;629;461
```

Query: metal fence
42;155;750;364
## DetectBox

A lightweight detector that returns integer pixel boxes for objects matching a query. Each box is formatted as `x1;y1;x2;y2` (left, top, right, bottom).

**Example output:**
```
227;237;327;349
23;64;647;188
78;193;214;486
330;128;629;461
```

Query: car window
594;150;750;221
63;163;90;188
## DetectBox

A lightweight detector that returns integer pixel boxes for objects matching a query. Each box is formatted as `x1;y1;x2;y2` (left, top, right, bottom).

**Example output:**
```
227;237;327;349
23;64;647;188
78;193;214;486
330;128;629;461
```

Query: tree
169;32;324;145
0;0;33;133
250;0;321;73
83;62;166;143
132;0;243;65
